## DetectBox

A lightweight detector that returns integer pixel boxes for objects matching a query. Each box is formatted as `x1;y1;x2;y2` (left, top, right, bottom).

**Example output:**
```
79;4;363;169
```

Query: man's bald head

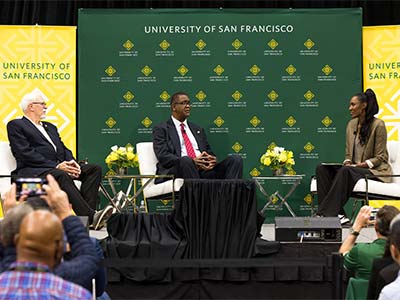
15;210;64;269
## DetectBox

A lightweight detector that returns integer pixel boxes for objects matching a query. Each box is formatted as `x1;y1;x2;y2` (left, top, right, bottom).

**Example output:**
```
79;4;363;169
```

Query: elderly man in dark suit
152;91;243;181
7;90;112;229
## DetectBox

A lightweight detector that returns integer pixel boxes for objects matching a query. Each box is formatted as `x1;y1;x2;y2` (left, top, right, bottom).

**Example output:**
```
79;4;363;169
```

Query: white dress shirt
171;116;201;157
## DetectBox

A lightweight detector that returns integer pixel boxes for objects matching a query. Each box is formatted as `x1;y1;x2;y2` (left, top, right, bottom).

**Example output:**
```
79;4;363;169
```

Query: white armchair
310;141;400;210
136;142;184;200
0;141;17;199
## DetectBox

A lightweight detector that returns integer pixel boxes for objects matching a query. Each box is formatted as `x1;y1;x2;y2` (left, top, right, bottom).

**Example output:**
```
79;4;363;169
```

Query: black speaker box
275;217;342;242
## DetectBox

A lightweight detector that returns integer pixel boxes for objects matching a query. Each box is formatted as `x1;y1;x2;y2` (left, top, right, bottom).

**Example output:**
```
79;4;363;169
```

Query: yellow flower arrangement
260;146;295;172
105;144;139;171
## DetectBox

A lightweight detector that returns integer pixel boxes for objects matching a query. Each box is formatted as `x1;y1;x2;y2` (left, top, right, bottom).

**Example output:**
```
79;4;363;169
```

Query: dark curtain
1;1;400;26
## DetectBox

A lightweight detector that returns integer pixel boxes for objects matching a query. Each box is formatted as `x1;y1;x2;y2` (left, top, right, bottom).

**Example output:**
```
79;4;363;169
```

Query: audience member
378;214;400;300
339;205;399;279
0;210;91;299
0;175;105;296
367;241;395;300
316;89;392;224
152;91;243;181
7;89;112;229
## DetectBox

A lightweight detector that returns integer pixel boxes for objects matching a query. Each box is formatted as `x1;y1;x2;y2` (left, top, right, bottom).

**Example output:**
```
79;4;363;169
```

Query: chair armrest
363;173;400;202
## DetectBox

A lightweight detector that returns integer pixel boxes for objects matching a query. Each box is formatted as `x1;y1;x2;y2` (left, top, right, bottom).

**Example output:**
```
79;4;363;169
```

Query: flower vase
272;168;284;176
117;167;128;175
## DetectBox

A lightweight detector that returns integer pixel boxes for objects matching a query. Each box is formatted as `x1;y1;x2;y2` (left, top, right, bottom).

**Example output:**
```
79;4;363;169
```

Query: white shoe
339;215;350;225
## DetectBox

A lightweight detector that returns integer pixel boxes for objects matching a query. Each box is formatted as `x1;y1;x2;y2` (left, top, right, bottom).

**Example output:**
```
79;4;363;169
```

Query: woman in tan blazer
316;89;392;223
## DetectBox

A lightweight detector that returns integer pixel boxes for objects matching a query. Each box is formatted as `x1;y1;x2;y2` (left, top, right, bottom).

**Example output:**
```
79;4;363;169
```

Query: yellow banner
0;25;76;154
363;25;400;141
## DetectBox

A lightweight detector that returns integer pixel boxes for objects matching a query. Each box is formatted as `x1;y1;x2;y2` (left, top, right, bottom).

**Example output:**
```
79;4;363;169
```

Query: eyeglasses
175;100;191;106
32;102;47;106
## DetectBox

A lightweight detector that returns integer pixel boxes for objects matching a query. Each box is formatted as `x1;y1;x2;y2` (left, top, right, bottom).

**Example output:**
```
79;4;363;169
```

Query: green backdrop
78;8;362;219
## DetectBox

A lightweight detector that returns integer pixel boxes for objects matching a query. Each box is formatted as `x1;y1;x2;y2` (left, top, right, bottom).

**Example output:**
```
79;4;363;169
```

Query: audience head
15;210;64;269
170;92;191;122
388;214;400;264
1;203;33;247
375;205;400;237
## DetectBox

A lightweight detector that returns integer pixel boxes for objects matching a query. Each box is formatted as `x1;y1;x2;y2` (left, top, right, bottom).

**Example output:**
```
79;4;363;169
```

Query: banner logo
304;39;315;49
286;64;296;76
232;90;243;102
141;117;152;128
321;116;333;127
232;142;243;153
106;117;116;128
123;40;134;51
265;90;282;108
195;39;207;50
250;116;261;127
213;65;224;76
268;90;279;102
214;116;225;127
160;91;170;102
123;91;135;102
232;39;243;50
300;142;319;159
282;64;300;81
300;90;319;108
196;91;207;102
249;65;261;76
282;116;300;133
177;65;189;76
246;65;264;81
304;90;315;101
318;116;336;133
159;40;170;50
105;66;116;77
250;168;261;177
268;39;278;50
286;116;297;127
322;65;333;75
141;65;152;76
303;194;313;205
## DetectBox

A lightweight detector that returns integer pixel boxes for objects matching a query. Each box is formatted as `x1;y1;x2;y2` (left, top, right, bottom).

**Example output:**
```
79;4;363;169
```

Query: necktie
180;123;196;158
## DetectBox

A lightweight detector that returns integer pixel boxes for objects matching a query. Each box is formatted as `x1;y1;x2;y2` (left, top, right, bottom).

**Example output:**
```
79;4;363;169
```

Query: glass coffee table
253;175;305;217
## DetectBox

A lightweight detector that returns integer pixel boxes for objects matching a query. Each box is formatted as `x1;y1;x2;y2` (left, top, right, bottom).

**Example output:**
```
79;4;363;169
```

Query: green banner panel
78;8;362;219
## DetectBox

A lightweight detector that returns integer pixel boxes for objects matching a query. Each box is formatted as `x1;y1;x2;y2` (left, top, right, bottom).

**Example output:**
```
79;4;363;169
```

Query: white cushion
136;142;183;198
310;141;400;198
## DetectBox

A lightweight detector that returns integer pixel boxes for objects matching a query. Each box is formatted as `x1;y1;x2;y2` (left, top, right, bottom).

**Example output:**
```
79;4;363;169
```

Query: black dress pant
169;155;243;180
316;164;374;217
41;163;102;221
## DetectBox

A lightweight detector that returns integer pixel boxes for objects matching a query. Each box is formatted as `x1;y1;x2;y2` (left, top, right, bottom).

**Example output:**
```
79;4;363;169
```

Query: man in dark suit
152;91;243;180
7;90;112;229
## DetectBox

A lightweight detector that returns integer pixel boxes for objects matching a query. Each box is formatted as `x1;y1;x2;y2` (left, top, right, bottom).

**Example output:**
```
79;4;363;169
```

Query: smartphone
370;208;379;221
15;178;47;197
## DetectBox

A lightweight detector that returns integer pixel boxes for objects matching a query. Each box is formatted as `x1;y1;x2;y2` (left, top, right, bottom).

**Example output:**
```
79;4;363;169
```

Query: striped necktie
180;123;196;158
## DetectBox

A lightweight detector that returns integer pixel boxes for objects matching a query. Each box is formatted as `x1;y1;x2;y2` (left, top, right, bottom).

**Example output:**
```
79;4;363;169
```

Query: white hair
20;88;48;112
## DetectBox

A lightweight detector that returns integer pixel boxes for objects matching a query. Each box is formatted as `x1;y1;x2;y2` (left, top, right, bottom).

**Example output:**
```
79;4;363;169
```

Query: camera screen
16;178;47;197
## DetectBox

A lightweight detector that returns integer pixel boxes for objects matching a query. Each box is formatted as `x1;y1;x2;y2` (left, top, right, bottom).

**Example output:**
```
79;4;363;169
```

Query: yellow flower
110;152;119;161
127;152;135;161
263;157;271;166
279;152;288;163
288;158;295;165
287;151;293;159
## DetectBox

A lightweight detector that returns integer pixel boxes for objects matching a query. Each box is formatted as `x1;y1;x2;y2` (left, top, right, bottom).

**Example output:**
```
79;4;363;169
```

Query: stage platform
92;180;376;299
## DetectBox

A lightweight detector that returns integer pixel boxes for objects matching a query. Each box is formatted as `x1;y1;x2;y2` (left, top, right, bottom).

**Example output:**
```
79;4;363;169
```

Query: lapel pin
197;131;200;134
